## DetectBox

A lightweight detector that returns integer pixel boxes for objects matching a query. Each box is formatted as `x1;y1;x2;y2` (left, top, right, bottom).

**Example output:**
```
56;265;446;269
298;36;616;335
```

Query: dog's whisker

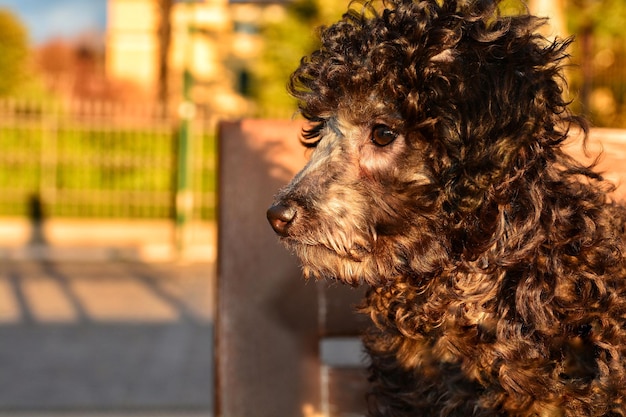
348;243;372;261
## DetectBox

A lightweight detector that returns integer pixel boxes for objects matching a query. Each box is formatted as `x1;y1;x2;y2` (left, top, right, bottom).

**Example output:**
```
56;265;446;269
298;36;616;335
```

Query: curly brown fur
266;0;626;415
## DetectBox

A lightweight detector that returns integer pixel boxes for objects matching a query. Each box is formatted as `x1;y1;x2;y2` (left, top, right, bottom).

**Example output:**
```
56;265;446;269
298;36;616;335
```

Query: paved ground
0;219;215;263
0;259;214;417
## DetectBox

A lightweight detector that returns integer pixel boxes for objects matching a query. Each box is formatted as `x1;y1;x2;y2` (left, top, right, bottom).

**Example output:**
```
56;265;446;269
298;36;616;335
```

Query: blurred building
106;0;288;116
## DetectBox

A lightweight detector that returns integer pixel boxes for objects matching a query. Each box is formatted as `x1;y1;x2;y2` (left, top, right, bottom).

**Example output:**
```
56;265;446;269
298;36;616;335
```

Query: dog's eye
371;124;398;147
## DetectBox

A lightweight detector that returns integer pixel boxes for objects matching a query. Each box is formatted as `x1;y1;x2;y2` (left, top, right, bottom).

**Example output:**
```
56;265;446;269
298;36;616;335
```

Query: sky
0;0;107;45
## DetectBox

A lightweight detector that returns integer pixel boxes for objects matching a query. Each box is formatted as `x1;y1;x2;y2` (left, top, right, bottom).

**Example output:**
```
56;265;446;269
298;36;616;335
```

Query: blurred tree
0;8;29;96
34;38;110;101
568;0;626;39
249;0;344;117
157;0;173;106
566;0;626;126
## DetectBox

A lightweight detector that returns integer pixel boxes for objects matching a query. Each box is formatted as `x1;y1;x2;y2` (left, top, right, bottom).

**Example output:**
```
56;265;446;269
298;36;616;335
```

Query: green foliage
498;0;529;16
291;0;319;21
249;0;345;117
0;9;30;96
564;0;626;128
0;125;216;219
567;0;626;38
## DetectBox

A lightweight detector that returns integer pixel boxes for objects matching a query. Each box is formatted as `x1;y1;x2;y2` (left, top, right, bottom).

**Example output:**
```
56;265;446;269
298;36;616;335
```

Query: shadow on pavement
0;260;214;414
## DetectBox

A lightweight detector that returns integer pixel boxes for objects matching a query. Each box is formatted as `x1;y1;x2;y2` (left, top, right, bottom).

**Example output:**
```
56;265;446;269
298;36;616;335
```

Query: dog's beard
281;235;404;286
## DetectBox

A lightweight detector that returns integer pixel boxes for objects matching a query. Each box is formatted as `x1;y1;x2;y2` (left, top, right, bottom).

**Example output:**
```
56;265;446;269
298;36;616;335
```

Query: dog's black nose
267;203;296;237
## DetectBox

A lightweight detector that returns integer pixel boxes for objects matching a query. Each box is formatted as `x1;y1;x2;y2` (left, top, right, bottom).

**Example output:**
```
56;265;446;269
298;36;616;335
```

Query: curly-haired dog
266;0;626;415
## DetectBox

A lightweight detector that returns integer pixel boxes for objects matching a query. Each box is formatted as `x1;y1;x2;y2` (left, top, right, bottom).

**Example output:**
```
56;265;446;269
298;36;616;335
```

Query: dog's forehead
335;94;403;127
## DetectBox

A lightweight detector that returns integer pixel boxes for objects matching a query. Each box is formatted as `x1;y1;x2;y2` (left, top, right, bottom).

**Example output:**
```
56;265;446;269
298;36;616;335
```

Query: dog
266;0;626;415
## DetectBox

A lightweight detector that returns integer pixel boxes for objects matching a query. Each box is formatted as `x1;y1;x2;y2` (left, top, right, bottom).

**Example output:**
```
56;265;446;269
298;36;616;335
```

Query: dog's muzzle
267;203;297;237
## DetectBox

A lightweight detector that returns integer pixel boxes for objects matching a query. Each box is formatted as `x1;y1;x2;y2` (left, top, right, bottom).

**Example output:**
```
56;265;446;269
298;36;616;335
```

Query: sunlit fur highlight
268;0;626;415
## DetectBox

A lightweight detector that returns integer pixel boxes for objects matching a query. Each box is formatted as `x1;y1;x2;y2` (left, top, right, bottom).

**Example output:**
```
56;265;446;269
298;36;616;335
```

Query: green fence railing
0;99;216;221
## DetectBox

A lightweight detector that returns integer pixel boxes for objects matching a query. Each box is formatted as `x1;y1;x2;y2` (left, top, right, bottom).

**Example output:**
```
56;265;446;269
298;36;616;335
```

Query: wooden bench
216;120;369;417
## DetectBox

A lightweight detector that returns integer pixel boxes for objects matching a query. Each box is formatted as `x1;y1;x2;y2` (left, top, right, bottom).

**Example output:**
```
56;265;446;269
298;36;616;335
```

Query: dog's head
267;0;582;285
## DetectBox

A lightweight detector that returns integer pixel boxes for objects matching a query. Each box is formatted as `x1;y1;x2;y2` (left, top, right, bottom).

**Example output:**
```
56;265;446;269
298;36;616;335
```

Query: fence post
40;101;58;213
174;2;196;255
175;81;195;253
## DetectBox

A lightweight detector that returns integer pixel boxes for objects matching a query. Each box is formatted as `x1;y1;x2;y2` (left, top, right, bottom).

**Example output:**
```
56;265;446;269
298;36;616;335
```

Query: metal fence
0;99;216;220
